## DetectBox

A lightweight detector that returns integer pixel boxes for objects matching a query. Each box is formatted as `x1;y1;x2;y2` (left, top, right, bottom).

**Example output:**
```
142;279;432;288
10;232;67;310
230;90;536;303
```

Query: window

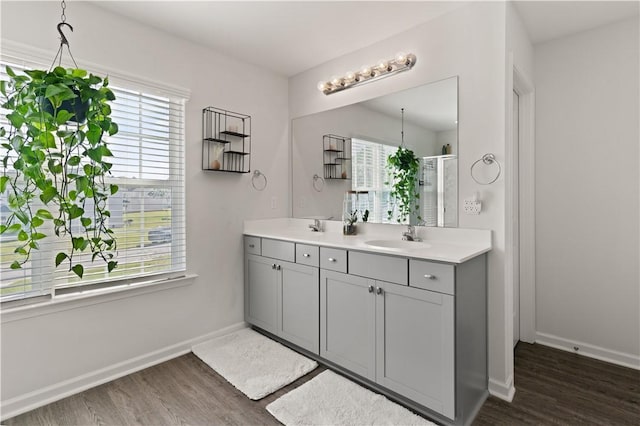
351;138;399;224
0;57;187;302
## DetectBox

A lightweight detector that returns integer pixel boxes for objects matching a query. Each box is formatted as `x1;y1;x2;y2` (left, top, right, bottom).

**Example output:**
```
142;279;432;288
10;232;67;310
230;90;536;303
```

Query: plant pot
343;223;357;235
39;88;90;124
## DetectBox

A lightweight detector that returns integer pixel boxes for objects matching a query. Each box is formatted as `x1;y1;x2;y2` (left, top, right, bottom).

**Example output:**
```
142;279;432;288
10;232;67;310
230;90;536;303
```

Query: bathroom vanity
243;218;491;426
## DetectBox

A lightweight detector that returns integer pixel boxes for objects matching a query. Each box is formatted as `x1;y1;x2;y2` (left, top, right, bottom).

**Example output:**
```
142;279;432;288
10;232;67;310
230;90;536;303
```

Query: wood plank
474;343;640;425
5;343;639;425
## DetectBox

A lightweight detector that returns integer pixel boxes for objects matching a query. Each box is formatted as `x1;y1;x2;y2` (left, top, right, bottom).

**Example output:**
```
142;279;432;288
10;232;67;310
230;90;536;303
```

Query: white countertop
244;218;492;264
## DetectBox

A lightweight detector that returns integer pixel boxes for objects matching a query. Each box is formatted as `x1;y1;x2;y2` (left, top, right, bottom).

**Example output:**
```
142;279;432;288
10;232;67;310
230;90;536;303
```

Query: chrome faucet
402;225;421;241
309;219;322;232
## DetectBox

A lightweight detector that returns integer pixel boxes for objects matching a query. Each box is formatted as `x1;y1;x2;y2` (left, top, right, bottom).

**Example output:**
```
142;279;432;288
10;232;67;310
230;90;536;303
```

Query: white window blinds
0;58;187;302
351;138;399;224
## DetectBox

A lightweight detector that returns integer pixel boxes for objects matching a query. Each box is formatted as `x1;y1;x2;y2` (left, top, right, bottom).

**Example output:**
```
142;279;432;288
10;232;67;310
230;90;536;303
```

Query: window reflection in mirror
291;76;458;227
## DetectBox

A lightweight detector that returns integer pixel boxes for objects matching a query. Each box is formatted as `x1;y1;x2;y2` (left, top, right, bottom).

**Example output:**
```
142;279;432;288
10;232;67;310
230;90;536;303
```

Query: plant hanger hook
50;0;78;69
57;22;73;46
400;107;405;147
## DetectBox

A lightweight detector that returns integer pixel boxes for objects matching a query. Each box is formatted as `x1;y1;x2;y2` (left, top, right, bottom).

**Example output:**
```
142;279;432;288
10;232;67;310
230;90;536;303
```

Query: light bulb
317;81;328;92
360;65;372;78
377;59;389;72
344;71;356;83
331;76;343;87
395;52;408;65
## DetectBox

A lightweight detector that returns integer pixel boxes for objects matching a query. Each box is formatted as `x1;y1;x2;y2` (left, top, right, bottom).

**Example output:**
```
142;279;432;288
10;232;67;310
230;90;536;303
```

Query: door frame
511;65;536;344
512;88;521;348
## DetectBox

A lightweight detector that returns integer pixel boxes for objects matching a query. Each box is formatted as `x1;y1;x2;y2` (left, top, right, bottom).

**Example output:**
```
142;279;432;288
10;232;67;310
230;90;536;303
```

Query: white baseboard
488;374;515;402
536;332;640;370
0;322;247;421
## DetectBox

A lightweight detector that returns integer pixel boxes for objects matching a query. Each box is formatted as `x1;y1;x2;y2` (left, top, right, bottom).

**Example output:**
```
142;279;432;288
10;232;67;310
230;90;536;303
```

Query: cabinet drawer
296;244;319;267
262;239;295;262
244;236;261;255
349;251;408;285
320;247;347;273
409;260;455;295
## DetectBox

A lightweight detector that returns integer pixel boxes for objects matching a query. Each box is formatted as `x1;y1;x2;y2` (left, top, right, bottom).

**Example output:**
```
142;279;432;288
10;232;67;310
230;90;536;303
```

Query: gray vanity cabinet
320;269;455;418
319;270;376;380
246;234;487;425
375;281;455;418
245;254;279;335
279;261;319;353
244;241;320;354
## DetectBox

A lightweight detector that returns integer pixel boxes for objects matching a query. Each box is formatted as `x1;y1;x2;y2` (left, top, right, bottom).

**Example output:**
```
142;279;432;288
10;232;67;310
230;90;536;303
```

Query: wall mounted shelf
323;134;351;180
202;107;251;173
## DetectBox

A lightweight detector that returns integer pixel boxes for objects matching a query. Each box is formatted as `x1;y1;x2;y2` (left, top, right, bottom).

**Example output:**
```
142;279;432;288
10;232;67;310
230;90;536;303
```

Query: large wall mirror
291;76;458;227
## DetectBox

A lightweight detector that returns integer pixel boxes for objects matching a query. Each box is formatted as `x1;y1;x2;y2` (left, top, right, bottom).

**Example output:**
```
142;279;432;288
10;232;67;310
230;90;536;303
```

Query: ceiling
361;77;458;132
92;1;467;77
513;1;639;44
92;1;639;77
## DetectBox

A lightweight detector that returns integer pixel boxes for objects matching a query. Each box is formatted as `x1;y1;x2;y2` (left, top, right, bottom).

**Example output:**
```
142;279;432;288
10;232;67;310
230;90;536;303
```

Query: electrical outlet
463;199;481;215
271;196;277;209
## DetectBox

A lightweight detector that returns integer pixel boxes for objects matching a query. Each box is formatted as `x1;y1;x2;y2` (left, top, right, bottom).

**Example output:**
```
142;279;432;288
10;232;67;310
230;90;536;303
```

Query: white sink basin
364;239;432;251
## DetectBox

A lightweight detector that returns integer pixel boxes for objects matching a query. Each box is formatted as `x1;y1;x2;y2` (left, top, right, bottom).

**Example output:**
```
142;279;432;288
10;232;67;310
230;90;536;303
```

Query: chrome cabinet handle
328;257;336;262
376;287;383;295
272;264;276;270
276;265;281;271
303;253;311;258
368;285;374;293
248;244;255;248
424;274;436;280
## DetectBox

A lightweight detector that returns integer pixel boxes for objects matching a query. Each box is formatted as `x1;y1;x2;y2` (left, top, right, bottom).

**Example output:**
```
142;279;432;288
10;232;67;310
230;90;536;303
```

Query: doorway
513;90;520;347
513;67;536;345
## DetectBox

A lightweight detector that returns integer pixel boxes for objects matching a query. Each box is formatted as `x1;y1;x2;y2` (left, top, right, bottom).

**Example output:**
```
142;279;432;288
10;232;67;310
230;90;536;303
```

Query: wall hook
251;169;267;191
471;153;501;185
312;174;324;192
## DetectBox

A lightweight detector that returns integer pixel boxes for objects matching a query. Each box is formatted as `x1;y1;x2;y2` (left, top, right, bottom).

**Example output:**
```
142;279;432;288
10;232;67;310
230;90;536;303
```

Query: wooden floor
5;343;639;425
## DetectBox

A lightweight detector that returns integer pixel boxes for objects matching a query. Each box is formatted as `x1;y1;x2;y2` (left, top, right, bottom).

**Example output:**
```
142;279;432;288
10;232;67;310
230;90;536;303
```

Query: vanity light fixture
317;52;417;95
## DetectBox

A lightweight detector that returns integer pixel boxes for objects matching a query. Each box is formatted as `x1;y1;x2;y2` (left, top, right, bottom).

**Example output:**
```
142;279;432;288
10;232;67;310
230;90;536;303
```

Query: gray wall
1;0;290;415
534;17;639;366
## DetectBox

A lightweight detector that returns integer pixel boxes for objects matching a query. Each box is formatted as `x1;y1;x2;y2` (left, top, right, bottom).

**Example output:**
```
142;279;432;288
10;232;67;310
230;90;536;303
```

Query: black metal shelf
203;169;248;174
220;130;249;138
202;107;251;173
323;134;351;179
204;137;231;144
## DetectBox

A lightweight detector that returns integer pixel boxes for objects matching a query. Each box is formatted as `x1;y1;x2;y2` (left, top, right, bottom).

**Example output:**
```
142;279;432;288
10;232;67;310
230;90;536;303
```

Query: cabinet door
320;270;375;380
245;254;278;335
279;261;320;354
375;282;455;419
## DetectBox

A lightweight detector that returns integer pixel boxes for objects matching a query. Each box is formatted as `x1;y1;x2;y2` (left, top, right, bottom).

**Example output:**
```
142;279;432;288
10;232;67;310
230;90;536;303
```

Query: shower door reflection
420;155;457;227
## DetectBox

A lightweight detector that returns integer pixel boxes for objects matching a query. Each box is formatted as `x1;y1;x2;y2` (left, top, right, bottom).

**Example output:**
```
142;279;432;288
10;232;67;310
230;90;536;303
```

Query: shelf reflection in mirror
291;76;458;227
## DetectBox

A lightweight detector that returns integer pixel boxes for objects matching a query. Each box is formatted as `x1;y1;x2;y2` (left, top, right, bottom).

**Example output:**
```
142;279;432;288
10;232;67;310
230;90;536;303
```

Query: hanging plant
386;146;421;223
0;65;119;278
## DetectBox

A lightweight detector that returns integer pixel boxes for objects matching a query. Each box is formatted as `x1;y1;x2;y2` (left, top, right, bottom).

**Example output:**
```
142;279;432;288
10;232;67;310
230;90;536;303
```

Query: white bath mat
192;328;317;400
266;370;435;425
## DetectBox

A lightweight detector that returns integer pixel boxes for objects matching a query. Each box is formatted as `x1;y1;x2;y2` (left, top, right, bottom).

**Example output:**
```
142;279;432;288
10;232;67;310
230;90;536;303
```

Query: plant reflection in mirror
386;146;421;224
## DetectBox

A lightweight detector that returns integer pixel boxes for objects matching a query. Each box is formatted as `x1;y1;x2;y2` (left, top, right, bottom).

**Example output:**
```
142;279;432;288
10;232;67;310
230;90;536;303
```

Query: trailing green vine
0;66;119;278
386;146;421;223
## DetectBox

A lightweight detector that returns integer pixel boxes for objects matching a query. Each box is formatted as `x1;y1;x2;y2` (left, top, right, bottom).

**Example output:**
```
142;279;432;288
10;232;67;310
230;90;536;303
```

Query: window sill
1;273;197;324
